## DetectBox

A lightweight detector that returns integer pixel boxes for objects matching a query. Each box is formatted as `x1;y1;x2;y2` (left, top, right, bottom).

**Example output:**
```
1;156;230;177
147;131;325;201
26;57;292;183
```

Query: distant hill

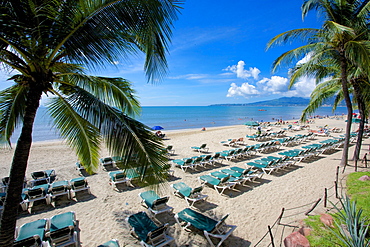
210;97;311;107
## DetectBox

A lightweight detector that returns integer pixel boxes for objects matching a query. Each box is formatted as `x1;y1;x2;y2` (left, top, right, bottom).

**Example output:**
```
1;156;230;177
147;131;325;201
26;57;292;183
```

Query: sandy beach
1;117;369;246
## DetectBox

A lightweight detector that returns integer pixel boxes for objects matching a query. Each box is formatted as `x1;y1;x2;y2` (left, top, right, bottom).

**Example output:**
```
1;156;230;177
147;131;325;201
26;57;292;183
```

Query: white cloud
284;76;316;97
226;82;259;98
258;76;289;94
224;61;260;80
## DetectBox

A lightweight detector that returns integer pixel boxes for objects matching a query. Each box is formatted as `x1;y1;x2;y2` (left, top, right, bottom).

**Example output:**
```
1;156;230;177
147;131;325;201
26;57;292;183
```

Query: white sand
1;117;368;246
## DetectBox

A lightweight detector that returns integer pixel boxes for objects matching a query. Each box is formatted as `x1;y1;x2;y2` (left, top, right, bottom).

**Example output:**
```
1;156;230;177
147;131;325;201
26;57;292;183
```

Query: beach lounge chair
166;145;175;155
209;152;223;165
75;162;86;174
126;211;174;247
220;139;236;147
46;211;78;247
14;218;49;247
172;158;193;172
236;137;245;145
22;183;51;212
220;169;251;186
199;175;237;195
31;169;56;183
175;208;237;247
229;167;263;182
171;182;208;206
108;170;134;190
98;239;120;247
69;177;91;198
191;144;209;153
100;157;115;170
49;180;71;204
139;190;173;217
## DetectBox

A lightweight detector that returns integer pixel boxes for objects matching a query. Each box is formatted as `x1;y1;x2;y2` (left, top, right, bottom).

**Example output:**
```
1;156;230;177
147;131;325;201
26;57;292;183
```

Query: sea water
10;105;348;143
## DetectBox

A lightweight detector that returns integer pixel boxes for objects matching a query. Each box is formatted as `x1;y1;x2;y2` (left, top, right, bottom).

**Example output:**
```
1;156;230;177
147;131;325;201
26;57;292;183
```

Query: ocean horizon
10;105;349;143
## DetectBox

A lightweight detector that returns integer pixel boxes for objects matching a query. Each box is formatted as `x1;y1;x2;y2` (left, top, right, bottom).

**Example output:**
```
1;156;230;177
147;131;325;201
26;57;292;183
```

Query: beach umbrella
244;121;259;126
151;126;164;130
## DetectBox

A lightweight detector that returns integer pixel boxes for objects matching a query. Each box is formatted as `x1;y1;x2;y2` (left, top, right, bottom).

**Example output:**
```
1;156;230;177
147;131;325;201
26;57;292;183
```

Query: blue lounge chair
100;157;115;170
31;169;56;183
191;144;209;153
14;219;48;247
108;170;134;190
46;211;78;247
69;177;91;198
139;190;173;217
98;239;120;247
171;182;208;206
172;158;193;172
199;175;237;195
49;180;71;204
175;208;237;247
126;211;174;247
22;183;51;213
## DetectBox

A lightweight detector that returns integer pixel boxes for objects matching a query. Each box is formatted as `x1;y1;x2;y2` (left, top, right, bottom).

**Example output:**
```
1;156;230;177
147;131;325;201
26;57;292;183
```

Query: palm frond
61;86;168;185
266;28;319;50
46;90;101;174
58;74;141;116
0;84;28;147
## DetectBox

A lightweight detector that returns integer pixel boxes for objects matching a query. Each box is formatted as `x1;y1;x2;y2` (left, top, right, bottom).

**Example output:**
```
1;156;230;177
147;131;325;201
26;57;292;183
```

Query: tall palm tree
267;0;370;167
0;0;181;245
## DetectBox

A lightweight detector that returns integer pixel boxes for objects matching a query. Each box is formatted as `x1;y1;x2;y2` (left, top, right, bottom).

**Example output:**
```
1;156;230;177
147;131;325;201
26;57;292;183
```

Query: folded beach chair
31;169;56;183
175;208;237;247
108;170;134;190
69;177;91;198
126;211;174;247
191;143;209;153
49;180;71;204
22;184;51;212
14;218;49;247
139;190;173;217
46;211;78;247
98;239;120;247
171;182;208;206
199;175;237;195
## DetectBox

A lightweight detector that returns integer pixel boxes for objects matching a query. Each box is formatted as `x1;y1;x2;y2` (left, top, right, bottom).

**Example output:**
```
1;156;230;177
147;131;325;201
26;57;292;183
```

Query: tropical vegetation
267;0;370;166
0;0;181;245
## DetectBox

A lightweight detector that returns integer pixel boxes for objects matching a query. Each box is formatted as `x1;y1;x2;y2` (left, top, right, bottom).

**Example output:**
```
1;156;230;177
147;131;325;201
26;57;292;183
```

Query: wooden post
335;181;339;199
336;166;339;184
365;153;368;168
268;225;275;247
355;159;358;172
305;198;321;215
278;208;285;225
324;188;327;208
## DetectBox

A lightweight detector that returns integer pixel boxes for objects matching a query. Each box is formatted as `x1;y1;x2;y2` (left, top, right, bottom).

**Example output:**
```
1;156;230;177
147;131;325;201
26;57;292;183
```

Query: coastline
1;117;368;246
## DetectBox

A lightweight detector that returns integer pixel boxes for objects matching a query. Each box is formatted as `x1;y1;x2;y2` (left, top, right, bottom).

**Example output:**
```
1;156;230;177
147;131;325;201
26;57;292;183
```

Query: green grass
304;171;370;246
346;171;370;217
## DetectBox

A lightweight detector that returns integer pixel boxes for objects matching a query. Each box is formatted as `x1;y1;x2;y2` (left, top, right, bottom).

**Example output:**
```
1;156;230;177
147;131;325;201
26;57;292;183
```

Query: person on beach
155;131;165;138
201;127;206;131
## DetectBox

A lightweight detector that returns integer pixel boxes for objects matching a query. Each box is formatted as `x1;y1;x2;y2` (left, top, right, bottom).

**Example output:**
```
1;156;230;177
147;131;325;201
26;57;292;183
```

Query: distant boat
258;109;267;111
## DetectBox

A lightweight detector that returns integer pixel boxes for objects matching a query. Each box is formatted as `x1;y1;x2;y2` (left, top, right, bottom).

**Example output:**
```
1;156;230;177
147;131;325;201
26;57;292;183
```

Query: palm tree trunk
339;54;353;168
352;81;365;161
0;85;43;246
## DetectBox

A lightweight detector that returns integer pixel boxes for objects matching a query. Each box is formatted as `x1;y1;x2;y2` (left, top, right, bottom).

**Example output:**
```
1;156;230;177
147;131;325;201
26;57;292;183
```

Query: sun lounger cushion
127;211;162;242
177;208;218;232
98;239;120;247
172;182;192;197
14;219;48;245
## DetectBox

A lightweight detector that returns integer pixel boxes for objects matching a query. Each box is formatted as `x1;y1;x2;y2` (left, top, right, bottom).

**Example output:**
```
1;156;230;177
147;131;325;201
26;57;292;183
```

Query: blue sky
0;0;323;106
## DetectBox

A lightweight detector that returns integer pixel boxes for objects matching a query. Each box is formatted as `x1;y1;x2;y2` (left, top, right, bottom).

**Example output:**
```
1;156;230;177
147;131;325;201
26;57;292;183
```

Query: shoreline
1;117;368;246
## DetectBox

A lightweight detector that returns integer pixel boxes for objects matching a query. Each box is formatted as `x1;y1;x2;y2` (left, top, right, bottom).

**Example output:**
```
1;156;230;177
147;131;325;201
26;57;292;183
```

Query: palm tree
0;0;181;245
267;0;370;167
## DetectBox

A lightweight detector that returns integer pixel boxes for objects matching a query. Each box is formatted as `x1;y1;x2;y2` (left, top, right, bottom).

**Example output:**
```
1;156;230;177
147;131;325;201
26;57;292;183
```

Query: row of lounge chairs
246;130;286;141
108;169;139;190
14;211;78;247
199;167;263;195
191;143;209;153
172;153;223;172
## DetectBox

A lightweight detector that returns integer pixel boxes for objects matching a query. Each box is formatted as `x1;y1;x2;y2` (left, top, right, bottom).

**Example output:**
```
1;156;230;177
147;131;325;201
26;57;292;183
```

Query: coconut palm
267;0;370;167
0;0;181;245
